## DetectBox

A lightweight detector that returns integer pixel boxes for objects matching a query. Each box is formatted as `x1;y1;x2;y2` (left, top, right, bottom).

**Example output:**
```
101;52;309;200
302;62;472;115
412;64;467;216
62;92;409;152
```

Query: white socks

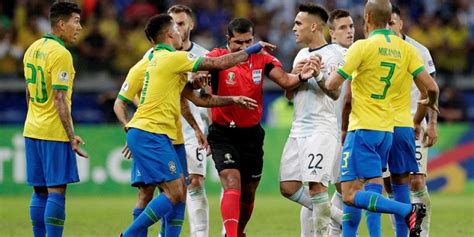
187;186;209;237
329;191;343;236
411;186;431;237
311;192;331;236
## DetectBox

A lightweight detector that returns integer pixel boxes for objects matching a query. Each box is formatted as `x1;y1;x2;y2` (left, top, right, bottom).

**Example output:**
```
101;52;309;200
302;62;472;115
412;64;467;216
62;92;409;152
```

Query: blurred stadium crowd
0;0;473;123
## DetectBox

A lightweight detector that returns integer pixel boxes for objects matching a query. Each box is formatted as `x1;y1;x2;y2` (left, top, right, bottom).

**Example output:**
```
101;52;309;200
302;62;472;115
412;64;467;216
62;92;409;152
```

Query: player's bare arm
53;89;88;158
415;70;439;113
25;85;30;108
269;57;320;90
180;95;208;148
424;72;439;147
413;77;428;140
113;98;130;128
198;41;276;71
341;81;351;144
285;59;308;100
325;69;345;91
182;83;258;109
317;77;340;100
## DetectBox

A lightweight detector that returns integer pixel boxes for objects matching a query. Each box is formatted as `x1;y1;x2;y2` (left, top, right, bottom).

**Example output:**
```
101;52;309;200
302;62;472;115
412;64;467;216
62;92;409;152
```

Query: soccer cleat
405;203;426;237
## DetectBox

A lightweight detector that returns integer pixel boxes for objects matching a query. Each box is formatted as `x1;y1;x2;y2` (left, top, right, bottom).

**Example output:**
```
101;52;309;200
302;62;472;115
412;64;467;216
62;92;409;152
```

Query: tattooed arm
53;89;88;158
182;83;257;109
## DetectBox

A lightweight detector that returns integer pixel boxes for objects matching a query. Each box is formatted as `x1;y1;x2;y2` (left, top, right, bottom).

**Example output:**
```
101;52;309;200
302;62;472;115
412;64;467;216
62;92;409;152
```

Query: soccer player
327;8;355;237
324;1;439;236
206;18;320;237
23;2;86;237
120;14;282;237
167;5;212;237
279;3;343;236
385;6;438;237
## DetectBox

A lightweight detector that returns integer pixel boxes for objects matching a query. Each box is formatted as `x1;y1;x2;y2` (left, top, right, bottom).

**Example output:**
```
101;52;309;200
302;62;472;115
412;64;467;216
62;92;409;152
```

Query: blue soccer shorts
387;127;419;175
340;129;393;182
25;137;79;187
127;128;183;186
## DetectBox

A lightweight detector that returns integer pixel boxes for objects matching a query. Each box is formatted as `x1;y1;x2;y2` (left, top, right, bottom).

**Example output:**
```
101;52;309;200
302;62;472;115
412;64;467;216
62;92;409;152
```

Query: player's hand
72;135;88;158
291;59;308;74
258;41;277;52
414;123;423;140
423;123;438;147
418;98;440;114
300;56;321;81
194;129;209;150
191;72;211;89
233;96;258;110
122;143;132;159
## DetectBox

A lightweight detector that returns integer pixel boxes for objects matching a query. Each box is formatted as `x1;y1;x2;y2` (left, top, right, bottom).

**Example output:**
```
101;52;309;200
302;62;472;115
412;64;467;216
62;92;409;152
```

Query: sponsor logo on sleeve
120;82;129;92
58;71;69;82
187;52;198;61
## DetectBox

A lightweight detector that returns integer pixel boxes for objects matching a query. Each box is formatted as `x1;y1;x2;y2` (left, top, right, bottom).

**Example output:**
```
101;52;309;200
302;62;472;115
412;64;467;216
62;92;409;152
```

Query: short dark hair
392;5;401;16
298;2;329;23
49;1;81;27
227;18;254;38
328;9;351;29
144;14;173;43
167;5;194;20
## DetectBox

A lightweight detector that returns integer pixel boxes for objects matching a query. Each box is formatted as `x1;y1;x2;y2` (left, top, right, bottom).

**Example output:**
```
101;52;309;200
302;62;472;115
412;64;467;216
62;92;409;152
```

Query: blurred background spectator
0;0;473;124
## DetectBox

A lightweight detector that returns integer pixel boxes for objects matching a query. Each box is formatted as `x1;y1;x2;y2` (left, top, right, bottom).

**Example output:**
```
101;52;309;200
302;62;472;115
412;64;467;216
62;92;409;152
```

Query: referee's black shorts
208;123;265;181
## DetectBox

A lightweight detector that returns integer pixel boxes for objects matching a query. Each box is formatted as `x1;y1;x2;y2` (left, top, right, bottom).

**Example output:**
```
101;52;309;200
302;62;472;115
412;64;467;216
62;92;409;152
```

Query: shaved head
365;0;392;28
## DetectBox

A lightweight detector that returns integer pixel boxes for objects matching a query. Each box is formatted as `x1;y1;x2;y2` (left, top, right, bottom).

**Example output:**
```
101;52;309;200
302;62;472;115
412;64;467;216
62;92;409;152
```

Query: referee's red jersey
207;48;282;128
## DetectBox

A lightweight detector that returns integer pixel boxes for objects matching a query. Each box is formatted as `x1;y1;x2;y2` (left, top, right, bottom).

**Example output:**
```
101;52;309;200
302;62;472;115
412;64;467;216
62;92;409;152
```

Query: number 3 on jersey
341;151;350;168
26;63;48;103
371;62;395;100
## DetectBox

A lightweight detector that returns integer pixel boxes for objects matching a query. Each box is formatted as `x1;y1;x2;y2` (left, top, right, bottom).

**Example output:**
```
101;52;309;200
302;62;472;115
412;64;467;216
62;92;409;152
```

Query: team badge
120;82;129;92
226;72;236;85
58;71;69;82
252;69;262;85
223;153;235;164
168;161;177;173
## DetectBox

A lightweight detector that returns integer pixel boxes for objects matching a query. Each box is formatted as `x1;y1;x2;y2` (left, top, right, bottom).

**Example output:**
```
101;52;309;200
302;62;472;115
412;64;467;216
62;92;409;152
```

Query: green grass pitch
1;193;472;236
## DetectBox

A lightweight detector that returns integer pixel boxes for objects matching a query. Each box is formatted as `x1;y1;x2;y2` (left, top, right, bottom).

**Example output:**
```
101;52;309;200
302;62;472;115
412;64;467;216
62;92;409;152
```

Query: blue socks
354;190;412;217
132;208;147;237
123;193;173;237
45;193;65;237
30;193;47;237
164;202;186;237
392;183;410;237
342;204;361;237
365;183;383;237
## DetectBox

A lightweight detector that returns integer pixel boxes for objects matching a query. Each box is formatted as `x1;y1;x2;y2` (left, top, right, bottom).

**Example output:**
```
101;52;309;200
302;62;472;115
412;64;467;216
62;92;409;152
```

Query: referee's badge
226;72;236;85
168;161;177;173
252;69;262;85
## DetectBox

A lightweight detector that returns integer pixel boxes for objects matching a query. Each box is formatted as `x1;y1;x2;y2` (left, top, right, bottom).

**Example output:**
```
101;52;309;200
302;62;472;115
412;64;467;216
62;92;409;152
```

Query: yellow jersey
337;29;424;132
23;33;76;141
126;44;203;141
118;50;186;144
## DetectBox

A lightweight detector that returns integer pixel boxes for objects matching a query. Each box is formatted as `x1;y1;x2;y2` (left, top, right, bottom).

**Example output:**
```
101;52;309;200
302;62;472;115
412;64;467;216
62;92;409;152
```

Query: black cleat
405;203;426;237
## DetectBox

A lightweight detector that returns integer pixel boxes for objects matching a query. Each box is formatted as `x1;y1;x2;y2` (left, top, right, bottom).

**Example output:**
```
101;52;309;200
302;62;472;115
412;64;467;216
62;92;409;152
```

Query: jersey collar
369;29;395;38
43;33;65;47
154;43;176;52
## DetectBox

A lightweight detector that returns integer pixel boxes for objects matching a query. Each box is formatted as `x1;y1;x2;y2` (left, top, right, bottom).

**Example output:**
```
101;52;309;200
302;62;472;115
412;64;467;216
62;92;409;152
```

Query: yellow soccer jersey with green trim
392;50;424;128
23;33;76;141
126;44;203;141
337;29;424;132
118;50;185;144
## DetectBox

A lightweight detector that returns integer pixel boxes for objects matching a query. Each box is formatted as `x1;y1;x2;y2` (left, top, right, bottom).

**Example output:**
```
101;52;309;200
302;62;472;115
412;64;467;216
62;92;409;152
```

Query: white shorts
331;144;343;183
414;138;428;175
185;142;208;176
279;132;338;186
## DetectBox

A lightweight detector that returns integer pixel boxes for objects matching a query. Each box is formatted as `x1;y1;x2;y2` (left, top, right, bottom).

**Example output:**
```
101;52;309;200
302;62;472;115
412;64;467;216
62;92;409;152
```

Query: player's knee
188;174;205;189
342;192;355;205
279;185;294;198
219;171;241;190
410;175;425;190
137;186;155;205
